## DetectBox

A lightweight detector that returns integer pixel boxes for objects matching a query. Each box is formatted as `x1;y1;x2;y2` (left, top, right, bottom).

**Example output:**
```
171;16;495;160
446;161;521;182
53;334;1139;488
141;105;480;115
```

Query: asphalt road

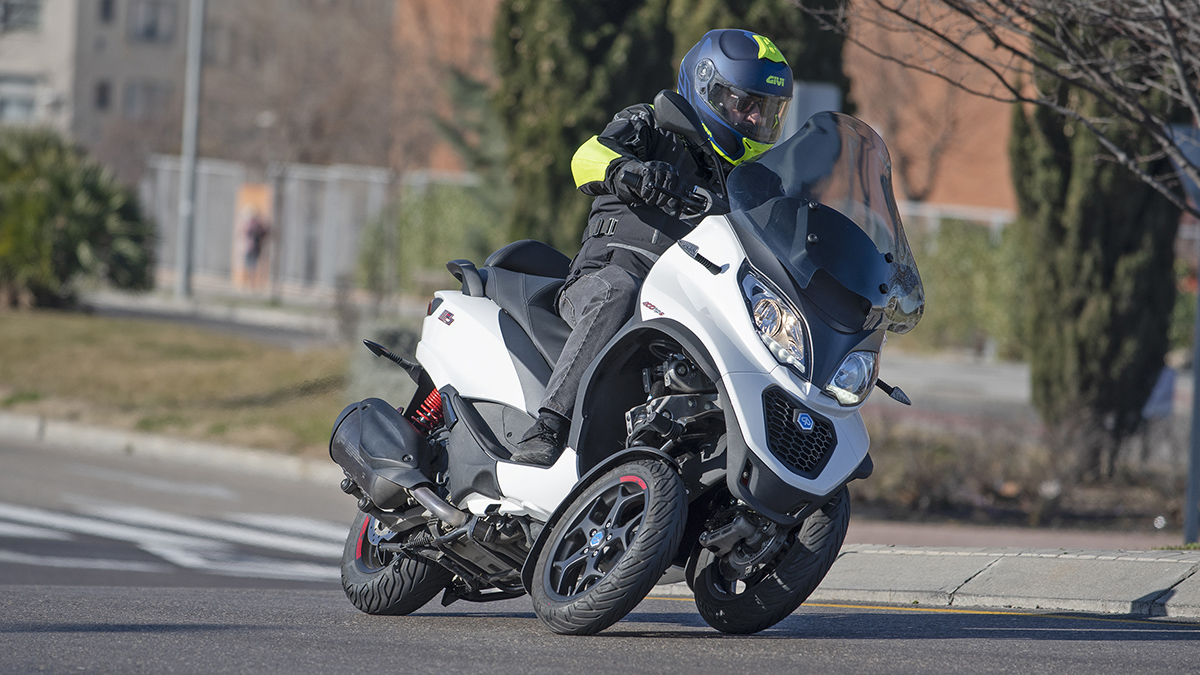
2;587;1198;674
0;436;356;590
2;438;1198;673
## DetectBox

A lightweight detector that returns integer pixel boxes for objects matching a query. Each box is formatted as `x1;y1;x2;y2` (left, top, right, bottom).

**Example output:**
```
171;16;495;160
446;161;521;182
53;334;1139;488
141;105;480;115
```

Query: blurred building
391;0;499;172
0;0;408;179
199;0;397;172
841;16;1016;232
2;0;1026;298
0;0;186;154
0;0;1020;208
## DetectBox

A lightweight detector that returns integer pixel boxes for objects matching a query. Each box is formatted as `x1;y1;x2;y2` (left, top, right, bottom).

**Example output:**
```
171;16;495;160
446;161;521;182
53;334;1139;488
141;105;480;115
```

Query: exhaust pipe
411;486;468;527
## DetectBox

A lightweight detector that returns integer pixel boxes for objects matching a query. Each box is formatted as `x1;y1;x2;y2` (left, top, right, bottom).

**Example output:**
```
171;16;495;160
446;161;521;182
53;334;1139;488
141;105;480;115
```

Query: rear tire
693;486;850;634
340;512;452;615
531;459;687;635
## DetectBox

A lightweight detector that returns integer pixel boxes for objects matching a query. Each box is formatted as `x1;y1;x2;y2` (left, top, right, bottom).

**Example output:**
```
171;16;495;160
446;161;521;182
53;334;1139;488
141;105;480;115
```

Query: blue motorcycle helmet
678;29;793;166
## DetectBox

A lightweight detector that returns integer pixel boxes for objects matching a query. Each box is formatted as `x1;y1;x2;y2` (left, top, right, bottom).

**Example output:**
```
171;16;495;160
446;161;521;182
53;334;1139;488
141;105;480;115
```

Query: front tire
340;512;452;615
693;486;850;634
531;459;687;635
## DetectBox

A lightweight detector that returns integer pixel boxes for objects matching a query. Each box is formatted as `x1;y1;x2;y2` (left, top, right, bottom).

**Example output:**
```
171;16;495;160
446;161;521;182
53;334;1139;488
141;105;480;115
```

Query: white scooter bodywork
414;212;870;523
331;108;922;638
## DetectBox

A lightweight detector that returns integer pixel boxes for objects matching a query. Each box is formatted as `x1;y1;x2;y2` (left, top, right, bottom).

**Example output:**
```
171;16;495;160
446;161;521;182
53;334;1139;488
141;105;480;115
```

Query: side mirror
653;90;707;148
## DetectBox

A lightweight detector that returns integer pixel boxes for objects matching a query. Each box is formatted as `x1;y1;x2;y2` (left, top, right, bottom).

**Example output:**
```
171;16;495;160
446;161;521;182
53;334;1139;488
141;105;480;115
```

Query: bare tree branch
199;0;398;169
804;0;1200;218
847;21;973;201
1161;0;1200;126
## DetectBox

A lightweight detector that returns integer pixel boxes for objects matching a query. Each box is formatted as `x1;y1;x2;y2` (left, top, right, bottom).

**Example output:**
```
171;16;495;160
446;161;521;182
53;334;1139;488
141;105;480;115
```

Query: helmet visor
706;75;792;144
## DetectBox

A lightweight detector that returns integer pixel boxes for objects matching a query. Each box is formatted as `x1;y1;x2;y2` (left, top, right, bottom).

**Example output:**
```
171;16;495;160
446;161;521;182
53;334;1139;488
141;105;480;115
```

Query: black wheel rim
708;563;769;597
354;516;394;573
697;542;781;598
544;474;648;600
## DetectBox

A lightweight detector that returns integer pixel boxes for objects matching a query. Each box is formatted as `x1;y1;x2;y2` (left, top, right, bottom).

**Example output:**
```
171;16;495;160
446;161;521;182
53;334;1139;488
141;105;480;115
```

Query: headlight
741;269;810;378
825;351;879;406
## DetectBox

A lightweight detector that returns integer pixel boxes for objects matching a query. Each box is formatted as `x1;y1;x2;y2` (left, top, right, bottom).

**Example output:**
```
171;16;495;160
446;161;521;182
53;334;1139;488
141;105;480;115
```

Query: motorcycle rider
511;28;794;465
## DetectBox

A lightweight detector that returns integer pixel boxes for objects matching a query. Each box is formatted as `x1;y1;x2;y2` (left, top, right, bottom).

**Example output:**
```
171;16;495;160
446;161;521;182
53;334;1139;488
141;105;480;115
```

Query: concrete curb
652;543;1200;620
0;411;343;485
81;290;341;336
6;410;1199;621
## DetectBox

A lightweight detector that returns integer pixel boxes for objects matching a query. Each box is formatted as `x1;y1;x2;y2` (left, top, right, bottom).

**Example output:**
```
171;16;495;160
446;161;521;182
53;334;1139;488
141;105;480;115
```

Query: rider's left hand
637;161;683;212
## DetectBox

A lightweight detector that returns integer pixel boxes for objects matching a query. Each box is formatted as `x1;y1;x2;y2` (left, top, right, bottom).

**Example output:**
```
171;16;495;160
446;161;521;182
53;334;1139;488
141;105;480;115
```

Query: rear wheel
340;511;452;615
693;486;850;634
531;459;687;635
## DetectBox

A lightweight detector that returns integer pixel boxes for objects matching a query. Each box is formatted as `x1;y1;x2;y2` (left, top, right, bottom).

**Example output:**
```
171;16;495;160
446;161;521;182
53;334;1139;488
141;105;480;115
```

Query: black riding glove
636;160;682;211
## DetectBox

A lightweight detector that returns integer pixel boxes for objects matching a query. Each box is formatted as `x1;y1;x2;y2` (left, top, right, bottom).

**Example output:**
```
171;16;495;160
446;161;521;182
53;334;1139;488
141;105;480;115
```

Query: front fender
519;447;680;593
568;318;720;476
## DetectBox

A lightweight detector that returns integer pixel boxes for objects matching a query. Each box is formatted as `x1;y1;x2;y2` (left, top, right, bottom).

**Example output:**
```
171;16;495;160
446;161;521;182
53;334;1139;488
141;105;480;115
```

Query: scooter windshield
726;112;924;334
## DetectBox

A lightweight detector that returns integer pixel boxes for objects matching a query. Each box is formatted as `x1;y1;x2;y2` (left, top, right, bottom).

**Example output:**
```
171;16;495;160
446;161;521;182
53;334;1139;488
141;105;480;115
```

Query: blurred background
1;0;1197;544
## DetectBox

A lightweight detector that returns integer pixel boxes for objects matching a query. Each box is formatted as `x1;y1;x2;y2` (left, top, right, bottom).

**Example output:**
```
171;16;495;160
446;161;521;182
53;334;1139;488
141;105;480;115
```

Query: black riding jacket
568;103;728;283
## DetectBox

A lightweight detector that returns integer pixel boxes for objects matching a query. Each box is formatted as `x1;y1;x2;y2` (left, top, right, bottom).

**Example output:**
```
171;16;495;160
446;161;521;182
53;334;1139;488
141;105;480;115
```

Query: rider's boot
511;410;569;466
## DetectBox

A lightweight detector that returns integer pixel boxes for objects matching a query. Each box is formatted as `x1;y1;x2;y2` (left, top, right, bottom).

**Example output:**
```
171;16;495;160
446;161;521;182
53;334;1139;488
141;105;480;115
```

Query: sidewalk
5;408;1197;621
653;544;1200;620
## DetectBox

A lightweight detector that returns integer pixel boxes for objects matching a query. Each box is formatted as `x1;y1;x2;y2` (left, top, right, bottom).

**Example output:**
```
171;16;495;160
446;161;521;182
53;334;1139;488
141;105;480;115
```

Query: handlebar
618;169;726;218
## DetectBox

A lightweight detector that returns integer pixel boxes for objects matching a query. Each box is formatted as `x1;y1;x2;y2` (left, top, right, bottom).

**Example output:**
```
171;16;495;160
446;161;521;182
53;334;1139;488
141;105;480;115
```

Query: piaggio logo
793;411;815;433
766;75;786;87
438;310;455;325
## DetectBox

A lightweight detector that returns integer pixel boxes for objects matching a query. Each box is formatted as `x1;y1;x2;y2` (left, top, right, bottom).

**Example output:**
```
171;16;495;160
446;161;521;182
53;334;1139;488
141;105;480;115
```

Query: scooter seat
483;267;571;370
485;239;571;279
482;240;573;369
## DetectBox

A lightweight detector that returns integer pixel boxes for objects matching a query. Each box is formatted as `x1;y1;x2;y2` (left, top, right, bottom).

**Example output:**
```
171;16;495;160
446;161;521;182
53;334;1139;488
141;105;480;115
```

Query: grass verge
0;309;352;459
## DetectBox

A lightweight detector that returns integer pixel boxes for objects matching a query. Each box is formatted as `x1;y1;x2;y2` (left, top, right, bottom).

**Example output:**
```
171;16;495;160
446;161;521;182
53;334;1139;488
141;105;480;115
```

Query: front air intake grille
762;388;837;478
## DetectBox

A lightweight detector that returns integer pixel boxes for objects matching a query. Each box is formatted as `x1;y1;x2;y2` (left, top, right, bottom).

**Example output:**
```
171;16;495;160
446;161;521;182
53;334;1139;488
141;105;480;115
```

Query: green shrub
359;182;512;298
0;127;153;307
905;219;1027;359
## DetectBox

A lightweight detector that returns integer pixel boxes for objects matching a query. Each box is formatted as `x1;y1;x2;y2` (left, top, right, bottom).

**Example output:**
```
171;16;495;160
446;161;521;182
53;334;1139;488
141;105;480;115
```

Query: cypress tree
1009;79;1179;480
493;0;674;252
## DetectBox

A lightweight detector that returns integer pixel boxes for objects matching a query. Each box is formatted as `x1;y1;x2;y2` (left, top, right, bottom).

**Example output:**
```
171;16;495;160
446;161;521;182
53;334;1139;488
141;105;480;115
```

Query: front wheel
531;459;687;635
340;511;452;615
693;486;850;634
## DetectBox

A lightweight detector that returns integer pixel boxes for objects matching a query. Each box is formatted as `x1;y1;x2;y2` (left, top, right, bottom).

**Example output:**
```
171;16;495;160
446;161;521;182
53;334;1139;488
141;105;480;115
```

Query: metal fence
142;155;394;297
897;200;1015;239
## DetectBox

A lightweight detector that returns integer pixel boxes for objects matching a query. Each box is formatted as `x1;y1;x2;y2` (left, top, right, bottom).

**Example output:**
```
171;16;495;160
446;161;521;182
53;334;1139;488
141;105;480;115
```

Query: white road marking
224;513;347;543
0;521;71;540
69;464;239;501
0;501;342;582
83;505;342;559
0;548;171;573
0;502;231;549
141;544;339;582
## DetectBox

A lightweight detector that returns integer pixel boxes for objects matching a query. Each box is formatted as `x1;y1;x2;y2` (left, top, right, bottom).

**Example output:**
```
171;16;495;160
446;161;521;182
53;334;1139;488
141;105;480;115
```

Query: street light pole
1187;238;1200;542
174;0;206;299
